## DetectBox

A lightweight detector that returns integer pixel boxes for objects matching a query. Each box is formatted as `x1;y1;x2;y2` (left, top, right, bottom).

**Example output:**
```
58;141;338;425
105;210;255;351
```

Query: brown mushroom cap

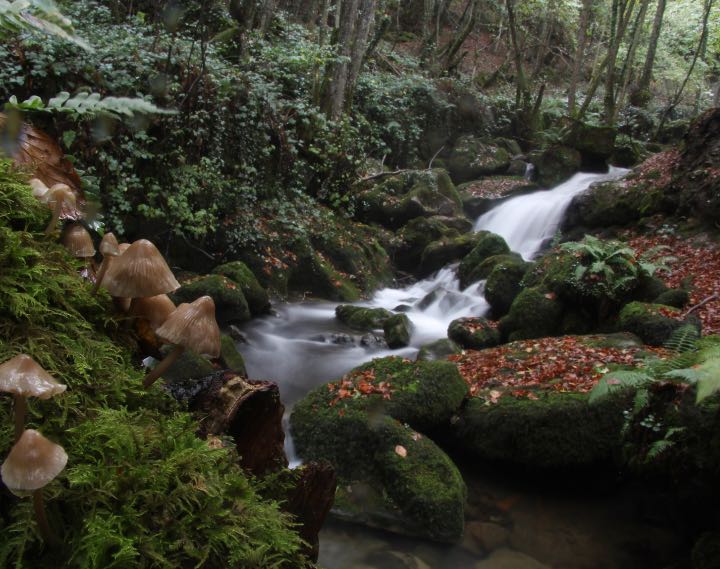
118;243;131;254
156;295;221;358
99;232;120;257
61;223;96;258
103;239;180;298
0;354;66;399
1;429;68;494
47;184;77;210
131;294;176;330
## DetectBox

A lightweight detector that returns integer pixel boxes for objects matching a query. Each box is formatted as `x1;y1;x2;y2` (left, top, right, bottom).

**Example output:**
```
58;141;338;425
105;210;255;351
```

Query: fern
0;0;90;49
6;92;176;119
589;370;653;404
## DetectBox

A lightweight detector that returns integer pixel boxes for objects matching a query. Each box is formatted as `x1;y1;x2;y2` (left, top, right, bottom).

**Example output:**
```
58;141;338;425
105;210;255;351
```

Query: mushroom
0;354;66;441
130;294;176;330
44;184;76;236
1;429;67;546
102;240;179;312
143;295;221;387
92;232;120;295
29;178;50;203
61;223;97;282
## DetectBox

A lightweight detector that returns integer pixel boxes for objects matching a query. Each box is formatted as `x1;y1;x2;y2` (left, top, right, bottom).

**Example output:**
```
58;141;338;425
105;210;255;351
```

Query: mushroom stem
143;345;185;388
13;394;27;442
33;489;59;547
92;257;112;295
44;197;65;236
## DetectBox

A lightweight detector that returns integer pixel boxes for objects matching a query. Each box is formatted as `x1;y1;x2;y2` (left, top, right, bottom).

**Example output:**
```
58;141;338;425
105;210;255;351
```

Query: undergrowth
0;161;309;568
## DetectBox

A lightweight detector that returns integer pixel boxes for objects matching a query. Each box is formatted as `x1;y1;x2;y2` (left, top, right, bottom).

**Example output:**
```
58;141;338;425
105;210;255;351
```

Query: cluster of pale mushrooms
0;176;224;545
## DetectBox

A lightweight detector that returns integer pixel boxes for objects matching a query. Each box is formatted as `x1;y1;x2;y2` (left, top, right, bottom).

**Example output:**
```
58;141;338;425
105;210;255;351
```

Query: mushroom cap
156;295;221;358
103;239;180;298
99;232;120;256
1;429;68;494
47;184;76;208
61;223;96;258
29;178;50;202
118;243;131;254
0;354;66;399
131;294;176;330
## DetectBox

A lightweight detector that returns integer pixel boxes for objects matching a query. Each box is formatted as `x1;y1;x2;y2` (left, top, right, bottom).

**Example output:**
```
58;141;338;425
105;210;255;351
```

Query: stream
236;167;683;568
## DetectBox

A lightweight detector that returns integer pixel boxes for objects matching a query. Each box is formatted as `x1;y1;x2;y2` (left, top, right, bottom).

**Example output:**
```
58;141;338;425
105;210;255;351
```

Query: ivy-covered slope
0;160;310;568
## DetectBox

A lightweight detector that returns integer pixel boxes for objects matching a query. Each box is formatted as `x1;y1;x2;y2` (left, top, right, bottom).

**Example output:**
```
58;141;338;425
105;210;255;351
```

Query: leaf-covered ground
460;176;535;199
449;336;667;402
628;231;720;334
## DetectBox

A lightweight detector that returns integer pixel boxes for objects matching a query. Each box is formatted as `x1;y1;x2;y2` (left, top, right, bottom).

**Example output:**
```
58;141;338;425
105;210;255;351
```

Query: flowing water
234;168;685;568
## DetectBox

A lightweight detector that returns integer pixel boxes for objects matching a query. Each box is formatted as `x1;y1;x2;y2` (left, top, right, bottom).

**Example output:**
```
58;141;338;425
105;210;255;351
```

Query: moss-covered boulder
499;287;564;341
534;145;581;187
419;233;482;276
172;274;251;324
654;288;690;309
565;122;616;169
484;256;532;317
395;216;463;272
447;136;511;183
616;302;697;346
290;357;468;541
212;261;271;316
458;232;511;288
453;392;628;469
461;253;524;289
448;318;501;350
416;338;462;361
219;334;247;376
384;313;413;348
336;305;393;331
354;169;462;229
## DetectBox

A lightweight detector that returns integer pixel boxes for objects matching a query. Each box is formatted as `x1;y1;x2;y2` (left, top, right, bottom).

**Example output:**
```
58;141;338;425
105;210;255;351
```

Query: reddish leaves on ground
461;177;531;199
627;231;720;334
449;336;667;401
618;150;680;193
327;368;393;406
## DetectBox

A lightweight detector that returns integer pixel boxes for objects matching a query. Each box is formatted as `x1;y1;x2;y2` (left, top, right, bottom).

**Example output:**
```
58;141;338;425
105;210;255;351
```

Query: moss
0;162;309;568
213;261;271;316
416;339;461;361
454;392;629;469
396;217;460;271
617;302;693;346
419;233;482;276
534;144;581;187
447;136;511;183
458;233;511;288
335;305;392;331
462;253;524;288
448;318;501;350
499;287;564;341
654;288;690;309
288;246;361;302
484;257;531;317
383;313;412;348
161;344;216;381
219;334;247;375
172;274;251;324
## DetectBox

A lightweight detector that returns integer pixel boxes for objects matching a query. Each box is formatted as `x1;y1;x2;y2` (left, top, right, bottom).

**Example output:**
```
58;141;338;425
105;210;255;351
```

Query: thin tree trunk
615;0;649;119
630;0;667;106
505;0;528;109
442;0;479;72
568;0;593;115
603;0;637;125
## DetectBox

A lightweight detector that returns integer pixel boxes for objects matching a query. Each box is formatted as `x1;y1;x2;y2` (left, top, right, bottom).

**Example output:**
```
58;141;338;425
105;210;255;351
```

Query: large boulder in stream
418;233;483;276
447;136;511;183
336;305;393;331
172;274;251;324
533;145;581;187
448;317;501;350
395;215;472;272
484;256;532;317
457;232;511;288
384;313;413;348
290;357;468;541
212;261;271;316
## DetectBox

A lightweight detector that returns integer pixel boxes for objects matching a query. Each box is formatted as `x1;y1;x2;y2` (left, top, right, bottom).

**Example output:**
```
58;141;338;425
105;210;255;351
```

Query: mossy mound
0;162;309;568
219;333;248;375
419;233;483;276
290;357;467;541
448;318;501;350
499;287;564;341
458;232;511;288
461;253;524;289
484;256;532;317
534;145;581;187
453;392;628;469
395;216;466;272
654;288;690;309
416;338;462;361
336;305;393;331
212;261;271;316
383;313;413;348
172;274;251;324
447;136;511;183
564;122;616;169
617;302;698;346
354;169;462;230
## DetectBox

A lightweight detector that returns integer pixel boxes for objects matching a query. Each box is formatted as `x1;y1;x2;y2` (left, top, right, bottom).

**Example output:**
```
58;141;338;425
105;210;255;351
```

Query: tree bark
568;0;593;116
614;0;650;119
630;0;667;106
603;0;637;125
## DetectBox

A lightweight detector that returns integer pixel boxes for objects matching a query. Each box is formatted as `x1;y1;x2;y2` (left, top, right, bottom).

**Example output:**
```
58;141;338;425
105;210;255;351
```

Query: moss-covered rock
484;257;532;317
616;302;697;346
458;232;511;288
419;233;482;276
354;169;462;229
565;123;616;169
448;317;501;350
336;305;393;331
384;313;413;348
290;357;468;541
499;287;564;341
160;345;216;382
219;334;247;375
395;216;462;272
213;261;271;316
654;288;690;309
534;145;581;187
172;274;251;324
416;338;462;361
459;177;539;218
288;246;361;302
461;253;524;289
447;136;511;183
453;392;628;469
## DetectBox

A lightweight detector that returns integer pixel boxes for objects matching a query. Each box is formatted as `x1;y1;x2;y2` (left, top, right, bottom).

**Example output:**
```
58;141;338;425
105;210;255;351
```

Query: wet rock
458;233;511;289
336;305;393;331
474;548;551;569
160;345;215;382
484;256;532;318
212;260;271;316
190;372;288;475
463;521;510;556
384;313;413;348
331;333;356;345
394;304;413;313
447;136;511;183
172;274;251;324
499;287;564;342
308;334;327;343
227;324;247;343
219;334;247;376
448;317;501;350
419;233;482;276
360;333;387;348
534;145;581;187
617;302;699;346
416;338;461;361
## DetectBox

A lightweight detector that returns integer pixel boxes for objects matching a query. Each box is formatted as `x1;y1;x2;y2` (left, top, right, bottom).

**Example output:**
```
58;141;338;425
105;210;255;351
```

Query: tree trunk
441;0;479;72
630;0;667;106
614;0;649;120
603;0;637;125
568;0;593;116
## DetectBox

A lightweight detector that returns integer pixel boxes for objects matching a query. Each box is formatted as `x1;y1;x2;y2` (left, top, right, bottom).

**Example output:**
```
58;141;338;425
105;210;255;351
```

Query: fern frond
6;92;176;119
664;324;700;354
589;370;653;404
